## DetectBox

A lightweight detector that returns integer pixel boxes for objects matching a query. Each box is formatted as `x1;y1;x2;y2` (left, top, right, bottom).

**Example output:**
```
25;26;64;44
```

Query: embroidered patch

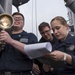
20;38;28;43
69;45;75;51
66;45;75;51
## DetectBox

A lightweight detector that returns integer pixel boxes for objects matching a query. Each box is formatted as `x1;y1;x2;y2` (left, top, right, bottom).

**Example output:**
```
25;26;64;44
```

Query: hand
47;50;64;61
32;63;40;75
0;30;13;44
0;31;6;45
43;64;54;72
0;41;2;44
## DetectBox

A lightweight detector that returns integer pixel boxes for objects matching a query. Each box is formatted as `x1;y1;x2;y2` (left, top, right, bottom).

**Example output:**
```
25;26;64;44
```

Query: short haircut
38;22;50;31
12;12;24;21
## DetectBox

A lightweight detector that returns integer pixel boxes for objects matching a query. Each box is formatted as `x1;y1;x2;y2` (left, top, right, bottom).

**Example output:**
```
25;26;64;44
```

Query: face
51;20;68;41
13;15;24;30
40;26;52;41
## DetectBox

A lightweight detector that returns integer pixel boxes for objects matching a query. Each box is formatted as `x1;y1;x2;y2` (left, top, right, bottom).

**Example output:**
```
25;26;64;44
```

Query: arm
0;30;26;53
63;53;72;64
9;38;26;53
47;50;72;64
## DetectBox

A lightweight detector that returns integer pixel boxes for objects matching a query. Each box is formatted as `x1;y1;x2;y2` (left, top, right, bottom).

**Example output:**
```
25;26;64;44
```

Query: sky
12;0;68;40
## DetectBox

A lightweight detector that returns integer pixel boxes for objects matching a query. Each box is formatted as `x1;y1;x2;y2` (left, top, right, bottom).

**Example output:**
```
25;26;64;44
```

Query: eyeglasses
14;17;23;21
40;30;50;35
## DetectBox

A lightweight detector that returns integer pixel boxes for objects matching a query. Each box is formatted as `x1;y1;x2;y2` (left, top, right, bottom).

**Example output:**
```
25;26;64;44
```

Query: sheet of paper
24;42;52;59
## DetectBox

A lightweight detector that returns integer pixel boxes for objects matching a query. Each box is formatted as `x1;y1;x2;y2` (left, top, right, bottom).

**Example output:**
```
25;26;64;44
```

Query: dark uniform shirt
0;30;38;72
53;34;75;75
39;34;57;47
36;34;58;75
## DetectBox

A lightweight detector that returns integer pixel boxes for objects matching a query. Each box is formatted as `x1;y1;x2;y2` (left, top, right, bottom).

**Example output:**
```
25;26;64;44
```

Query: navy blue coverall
53;34;75;75
0;30;38;75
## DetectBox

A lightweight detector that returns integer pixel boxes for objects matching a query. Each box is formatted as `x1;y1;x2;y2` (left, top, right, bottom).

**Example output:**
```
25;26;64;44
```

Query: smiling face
39;22;53;41
40;26;52;41
51;16;69;41
12;12;25;31
13;15;24;30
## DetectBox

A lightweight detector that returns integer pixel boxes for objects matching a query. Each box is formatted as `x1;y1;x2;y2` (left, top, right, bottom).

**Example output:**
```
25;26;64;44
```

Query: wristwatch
62;53;67;61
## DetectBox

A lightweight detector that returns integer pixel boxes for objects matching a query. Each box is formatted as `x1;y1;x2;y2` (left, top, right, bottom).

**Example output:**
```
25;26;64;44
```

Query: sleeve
28;33;38;44
72;54;75;67
72;36;75;66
